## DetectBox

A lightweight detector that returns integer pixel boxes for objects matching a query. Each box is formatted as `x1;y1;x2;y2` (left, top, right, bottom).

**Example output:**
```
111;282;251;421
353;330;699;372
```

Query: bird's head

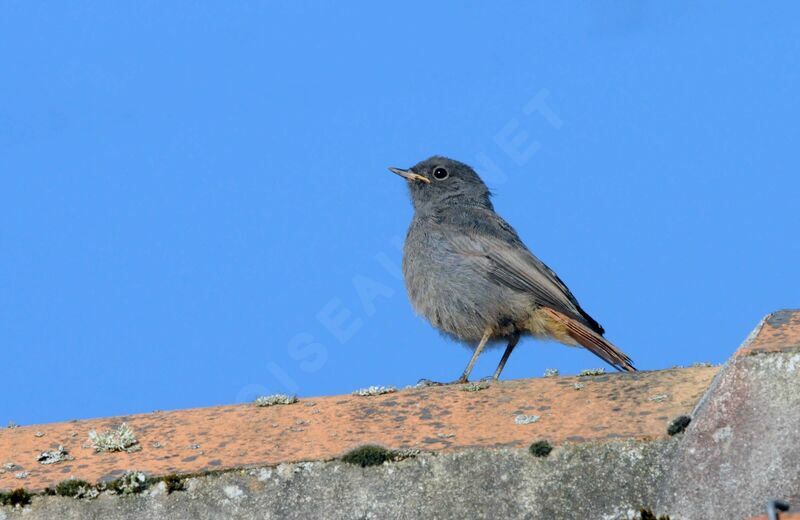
388;156;493;212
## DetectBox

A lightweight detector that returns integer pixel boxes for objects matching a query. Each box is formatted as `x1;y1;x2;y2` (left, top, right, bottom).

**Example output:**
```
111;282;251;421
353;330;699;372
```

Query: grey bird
389;156;635;383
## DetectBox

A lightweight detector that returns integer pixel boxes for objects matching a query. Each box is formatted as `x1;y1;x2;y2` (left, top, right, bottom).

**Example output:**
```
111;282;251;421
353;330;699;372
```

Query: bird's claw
416;378;471;387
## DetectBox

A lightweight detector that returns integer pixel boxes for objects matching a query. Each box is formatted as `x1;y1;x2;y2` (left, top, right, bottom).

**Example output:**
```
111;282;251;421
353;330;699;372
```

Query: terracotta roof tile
737;309;800;356
0;366;716;492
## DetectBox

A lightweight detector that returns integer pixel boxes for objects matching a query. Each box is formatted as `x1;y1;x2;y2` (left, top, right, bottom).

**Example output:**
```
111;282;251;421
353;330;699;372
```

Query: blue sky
2;2;799;425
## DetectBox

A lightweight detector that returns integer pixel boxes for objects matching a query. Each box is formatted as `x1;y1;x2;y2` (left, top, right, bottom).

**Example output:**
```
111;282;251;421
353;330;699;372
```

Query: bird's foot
415;378;446;388
415;378;469;388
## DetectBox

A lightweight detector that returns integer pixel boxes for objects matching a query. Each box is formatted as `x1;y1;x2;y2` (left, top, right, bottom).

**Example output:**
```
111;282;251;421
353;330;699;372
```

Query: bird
389;156;635;383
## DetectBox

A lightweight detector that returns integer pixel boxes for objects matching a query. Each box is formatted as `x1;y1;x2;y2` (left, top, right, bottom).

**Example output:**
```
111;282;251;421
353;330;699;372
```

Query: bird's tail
540;307;636;372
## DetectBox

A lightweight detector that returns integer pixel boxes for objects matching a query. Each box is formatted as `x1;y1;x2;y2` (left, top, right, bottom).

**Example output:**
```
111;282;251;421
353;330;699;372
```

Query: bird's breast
402;220;531;342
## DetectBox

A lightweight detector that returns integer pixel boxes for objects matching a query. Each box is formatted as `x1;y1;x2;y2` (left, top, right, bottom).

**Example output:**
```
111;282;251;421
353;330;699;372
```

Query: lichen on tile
88;422;140;453
107;471;148;495
38;445;74;465
514;414;540;425
254;394;299;407
353;385;397;397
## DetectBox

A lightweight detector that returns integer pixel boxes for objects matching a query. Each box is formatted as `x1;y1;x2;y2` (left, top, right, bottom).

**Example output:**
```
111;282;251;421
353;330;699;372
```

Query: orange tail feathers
541;307;636;372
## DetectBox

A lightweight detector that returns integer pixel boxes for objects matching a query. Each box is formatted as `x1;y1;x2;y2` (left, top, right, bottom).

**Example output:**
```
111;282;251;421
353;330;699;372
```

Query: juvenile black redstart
389;156;635;382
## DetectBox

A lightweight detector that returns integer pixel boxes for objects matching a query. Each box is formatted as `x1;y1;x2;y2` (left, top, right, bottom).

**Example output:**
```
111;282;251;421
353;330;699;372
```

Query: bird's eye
432;167;449;180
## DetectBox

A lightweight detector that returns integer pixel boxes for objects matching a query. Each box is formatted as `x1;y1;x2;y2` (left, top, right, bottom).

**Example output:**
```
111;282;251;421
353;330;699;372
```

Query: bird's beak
388;167;431;184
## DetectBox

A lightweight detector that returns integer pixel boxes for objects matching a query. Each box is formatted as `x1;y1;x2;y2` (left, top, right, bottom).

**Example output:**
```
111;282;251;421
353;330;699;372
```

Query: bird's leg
456;328;493;384
492;332;521;380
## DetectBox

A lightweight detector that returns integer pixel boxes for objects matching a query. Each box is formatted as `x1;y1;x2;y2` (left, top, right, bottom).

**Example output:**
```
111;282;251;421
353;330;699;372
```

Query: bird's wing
441;207;603;334
437;206;634;371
